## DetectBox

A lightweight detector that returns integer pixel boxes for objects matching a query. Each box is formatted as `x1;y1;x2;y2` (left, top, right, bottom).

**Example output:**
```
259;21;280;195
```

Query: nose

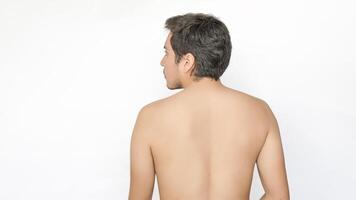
160;56;165;67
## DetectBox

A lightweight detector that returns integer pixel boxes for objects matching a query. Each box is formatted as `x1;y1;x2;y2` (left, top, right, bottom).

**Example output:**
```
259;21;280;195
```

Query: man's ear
182;53;195;73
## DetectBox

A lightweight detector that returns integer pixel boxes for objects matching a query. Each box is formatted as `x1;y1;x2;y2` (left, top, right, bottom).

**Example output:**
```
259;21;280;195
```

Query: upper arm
129;105;156;200
256;101;290;199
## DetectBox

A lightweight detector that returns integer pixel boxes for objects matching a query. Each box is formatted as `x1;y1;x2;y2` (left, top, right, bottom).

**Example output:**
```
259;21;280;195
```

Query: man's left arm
129;105;156;200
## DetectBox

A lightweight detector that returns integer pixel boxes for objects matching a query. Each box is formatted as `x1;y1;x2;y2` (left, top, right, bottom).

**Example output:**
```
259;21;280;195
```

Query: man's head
160;13;232;90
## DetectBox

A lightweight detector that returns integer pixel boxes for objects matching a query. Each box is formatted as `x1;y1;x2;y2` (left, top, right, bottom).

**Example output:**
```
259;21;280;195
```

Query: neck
183;77;224;91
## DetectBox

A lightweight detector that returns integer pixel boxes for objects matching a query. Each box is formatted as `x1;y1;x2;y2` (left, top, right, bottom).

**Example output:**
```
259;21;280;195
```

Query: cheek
167;59;176;70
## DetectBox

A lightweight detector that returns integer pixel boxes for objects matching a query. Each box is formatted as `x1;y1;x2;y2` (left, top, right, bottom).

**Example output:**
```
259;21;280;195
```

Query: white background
1;0;355;199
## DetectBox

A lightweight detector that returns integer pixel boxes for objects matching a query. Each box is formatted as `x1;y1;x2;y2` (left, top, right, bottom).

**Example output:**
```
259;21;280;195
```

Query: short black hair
164;13;232;81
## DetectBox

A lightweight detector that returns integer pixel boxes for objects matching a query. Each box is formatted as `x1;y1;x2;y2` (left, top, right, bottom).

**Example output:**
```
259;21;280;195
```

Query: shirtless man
129;13;290;200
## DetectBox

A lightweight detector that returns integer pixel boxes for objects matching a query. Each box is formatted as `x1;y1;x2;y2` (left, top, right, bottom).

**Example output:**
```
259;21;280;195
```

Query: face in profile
160;32;184;90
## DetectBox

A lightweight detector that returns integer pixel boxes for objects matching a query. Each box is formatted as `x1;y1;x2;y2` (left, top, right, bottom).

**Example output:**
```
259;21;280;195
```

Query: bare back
149;87;280;200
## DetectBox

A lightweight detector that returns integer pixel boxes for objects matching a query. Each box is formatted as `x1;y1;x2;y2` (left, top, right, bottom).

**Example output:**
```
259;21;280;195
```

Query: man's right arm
257;101;290;200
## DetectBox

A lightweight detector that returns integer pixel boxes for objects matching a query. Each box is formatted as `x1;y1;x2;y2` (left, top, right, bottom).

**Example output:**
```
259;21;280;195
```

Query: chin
167;84;182;90
167;84;174;90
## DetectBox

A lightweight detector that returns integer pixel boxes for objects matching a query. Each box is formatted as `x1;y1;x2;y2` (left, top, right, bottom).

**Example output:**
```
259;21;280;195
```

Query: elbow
278;190;290;200
261;193;290;200
276;194;290;200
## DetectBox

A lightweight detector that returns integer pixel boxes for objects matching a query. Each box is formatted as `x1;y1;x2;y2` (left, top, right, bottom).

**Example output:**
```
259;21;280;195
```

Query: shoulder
139;97;169;114
230;88;268;110
133;99;166;141
136;96;172;126
229;88;276;127
140;91;182;114
243;94;279;133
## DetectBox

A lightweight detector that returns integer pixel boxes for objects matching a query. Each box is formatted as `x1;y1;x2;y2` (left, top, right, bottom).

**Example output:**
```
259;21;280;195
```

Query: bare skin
129;84;290;199
155;86;288;199
129;32;290;200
